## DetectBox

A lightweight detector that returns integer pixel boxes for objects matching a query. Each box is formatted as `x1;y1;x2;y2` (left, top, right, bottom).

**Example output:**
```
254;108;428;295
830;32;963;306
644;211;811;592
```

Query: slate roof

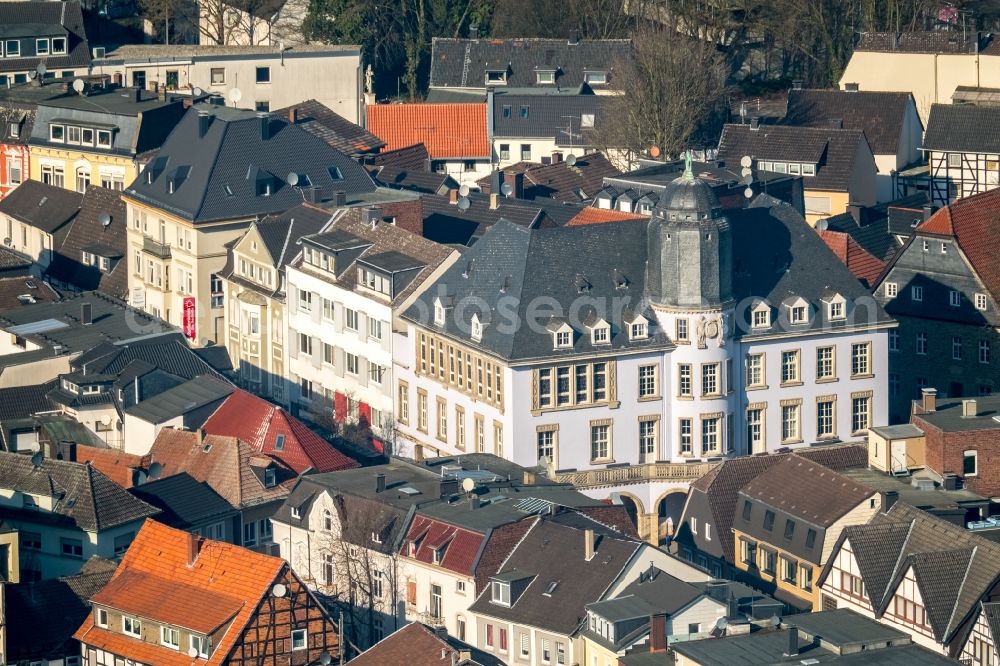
124;104;376;223
129;471;237;528
351;621;505;666
0;450;159;531
44;186;128;299
418;191;548;245
124;374;234;424
74;520;289;666
406;217;669;362
911;187;1000;303
430;37;632;90
71;334;229;382
855;30;985;54
478;153;622;202
0;179;81;233
492;93;608;142
782;89;918;155
202;386;360;474
820;502;1000;644
367;143;431;170
5;557;117;662
923;103;1000;153
822;193;929;262
147;429;292;509
0;379;56;425
295;208;455;307
372;165;457;194
273;98;384;155
0;0;90;74
0;100;35;145
718;124;871;193
367;103;489;159
469;513;641;635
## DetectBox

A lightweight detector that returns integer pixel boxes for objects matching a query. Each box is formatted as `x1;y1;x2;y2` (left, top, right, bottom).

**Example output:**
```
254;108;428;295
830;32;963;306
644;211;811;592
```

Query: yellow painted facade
581;636;621;666
28;145;133;193
804;189;850;227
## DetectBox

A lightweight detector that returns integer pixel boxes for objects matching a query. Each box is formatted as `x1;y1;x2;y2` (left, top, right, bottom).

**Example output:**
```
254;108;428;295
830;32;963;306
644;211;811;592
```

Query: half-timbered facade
74;519;340;665
924;103;1000;205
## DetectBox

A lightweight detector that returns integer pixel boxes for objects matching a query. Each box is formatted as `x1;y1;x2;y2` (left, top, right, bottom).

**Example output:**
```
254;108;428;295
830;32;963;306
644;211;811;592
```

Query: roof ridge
877;517;917;612
945;544;979;640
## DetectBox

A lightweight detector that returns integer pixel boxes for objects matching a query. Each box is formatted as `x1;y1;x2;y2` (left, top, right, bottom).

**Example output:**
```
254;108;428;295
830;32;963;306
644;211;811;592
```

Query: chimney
334;191;347;206
512;172;524;199
489;169;502;195
649;614;667;652
449;188;459;204
132;87;142;102
845;82;860;92
197;427;206;447
551;151;563;164
288;107;299;124
847;203;865;225
963;399;978;417
470;495;481;510
922;204;938;221
785;627;799;657
423;158;434;173
81;302;92;325
198;111;212;138
376;473;386;493
921;387;938;413
187;532;202;565
157;85;166;101
258;112;271;140
749;117;760;130
302;187;320;204
469;23;478;40
568;29;579;45
584;528;596;561
523;470;535;485
880;490;898;513
489;192;500;210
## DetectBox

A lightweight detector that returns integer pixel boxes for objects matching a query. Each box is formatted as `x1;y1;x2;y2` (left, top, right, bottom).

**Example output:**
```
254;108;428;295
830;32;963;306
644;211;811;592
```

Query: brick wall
915;416;1000;496
380;199;424;237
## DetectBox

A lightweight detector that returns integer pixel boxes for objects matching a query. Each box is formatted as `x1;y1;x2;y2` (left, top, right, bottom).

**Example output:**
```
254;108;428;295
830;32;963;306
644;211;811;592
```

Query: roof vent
197;111;213;138
81;302;92;326
258;112;271;140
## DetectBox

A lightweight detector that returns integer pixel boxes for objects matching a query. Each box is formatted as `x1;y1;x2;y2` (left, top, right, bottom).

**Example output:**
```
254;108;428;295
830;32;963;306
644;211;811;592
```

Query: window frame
255;66;271;83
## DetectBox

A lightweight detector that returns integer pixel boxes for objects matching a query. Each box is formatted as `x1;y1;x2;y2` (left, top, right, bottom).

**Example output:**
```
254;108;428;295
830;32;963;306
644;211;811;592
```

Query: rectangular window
639;419;657;459
398;382;409;424
701;417;719;453
852;395;871;433
701;363;719;396
740;538;756;565
368;317;383;340
521;144;531;161
61;538;83;558
291;628;307;649
591;423;611;461
746;354;764;387
964;450;978;476
782;403;800;442
499;143;510;160
5;40;19;57
851;343;871;376
346;353;359;375
781;556;798;583
950;290;962;307
817;400;835;437
96;608;108;627
36;38;49;55
679;364;692;397
747;408;764;451
975;293;988;310
122;616;141;638
980;339;991;364
256;66;271;83
912;285;923;301
346;308;359;330
638;365;657;397
947;153;962;168
952;336;963;361
885;282;898;297
781;350;799;384
676;318;688;341
679;418;692;454
760;548;776;575
816;346;835;380
210;67;225;84
161;626;180;649
916;332;927;355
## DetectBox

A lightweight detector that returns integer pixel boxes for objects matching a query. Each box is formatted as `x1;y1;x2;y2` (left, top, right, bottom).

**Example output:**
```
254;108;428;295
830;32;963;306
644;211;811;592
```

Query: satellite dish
715;616;729;630
30;451;44;468
72;78;85;93
742;174;753;186
815;218;829;231
271;583;287;598
147;461;163;480
499;182;513;197
36;63;47;77
461;477;476;493
457;196;470;211
98;212;112;227
100;414;112;425
286;172;299;187
566;154;578;166
228;87;242;103
648;146;661;158
458;183;470;197
193;86;203;96
3;238;11;246
27;70;36;80
740;155;753;168
740;167;752;177
768;614;781;627
743;187;754;199
318;652;332;665
187;647;199;658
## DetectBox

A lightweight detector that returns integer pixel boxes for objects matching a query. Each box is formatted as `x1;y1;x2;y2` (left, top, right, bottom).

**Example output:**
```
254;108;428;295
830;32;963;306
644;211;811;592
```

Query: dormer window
264;467;276;488
556;330;571;347
471;314;483;342
752;304;770;328
49;124;65;143
536;70;555;84
9;122;18;139
491;580;511;606
122;616;142;638
257;180;272;196
61;378;79;394
36;38;49;55
550;322;574;349
95;608;108;628
486;70;507;84
802;164;816;176
434;298;446;326
827;294;846;320
51;37;66;54
584;70;607;85
96;130;112;148
432;545;446;564
5;40;19;57
161;625;180;649
627;315;649;340
591;324;610;345
790;306;806;323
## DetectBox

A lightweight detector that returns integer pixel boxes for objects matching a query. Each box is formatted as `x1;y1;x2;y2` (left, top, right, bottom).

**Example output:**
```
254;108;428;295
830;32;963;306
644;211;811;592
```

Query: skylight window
275;434;285;451
328;166;343;181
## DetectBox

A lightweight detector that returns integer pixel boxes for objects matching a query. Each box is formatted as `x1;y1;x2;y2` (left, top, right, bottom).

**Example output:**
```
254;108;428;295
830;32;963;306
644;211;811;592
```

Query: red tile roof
567;207;647;226
202;388;359;474
367;103;489;159
817;228;886;288
403;515;484;576
74;519;285;666
916;188;1000;302
76;446;147;489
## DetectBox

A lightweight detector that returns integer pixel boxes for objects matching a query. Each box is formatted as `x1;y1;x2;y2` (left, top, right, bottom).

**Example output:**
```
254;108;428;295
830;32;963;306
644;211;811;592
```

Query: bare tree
592;24;729;167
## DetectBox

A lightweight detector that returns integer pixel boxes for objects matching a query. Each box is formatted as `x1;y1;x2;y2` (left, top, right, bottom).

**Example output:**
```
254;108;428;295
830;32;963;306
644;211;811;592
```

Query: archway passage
658;492;688;543
619;494;641;532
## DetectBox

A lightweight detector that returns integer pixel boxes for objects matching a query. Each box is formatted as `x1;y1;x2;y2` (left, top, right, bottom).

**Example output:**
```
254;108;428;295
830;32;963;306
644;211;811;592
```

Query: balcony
142;235;171;259
414;611;446;627
550;460;718;489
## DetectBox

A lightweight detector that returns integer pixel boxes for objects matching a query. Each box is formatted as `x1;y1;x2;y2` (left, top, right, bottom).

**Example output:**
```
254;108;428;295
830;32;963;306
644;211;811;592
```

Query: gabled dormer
489;571;535;607
589;317;611;345
547;319;574;349
822;292;847;320
624;312;649;341
784;296;811;326
751;300;772;329
433;294;453;327
470;311;484;342
594;187;617;210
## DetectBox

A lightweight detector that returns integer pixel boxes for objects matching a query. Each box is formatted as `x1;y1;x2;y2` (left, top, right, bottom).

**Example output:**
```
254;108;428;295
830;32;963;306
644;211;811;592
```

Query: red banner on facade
182;297;196;339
